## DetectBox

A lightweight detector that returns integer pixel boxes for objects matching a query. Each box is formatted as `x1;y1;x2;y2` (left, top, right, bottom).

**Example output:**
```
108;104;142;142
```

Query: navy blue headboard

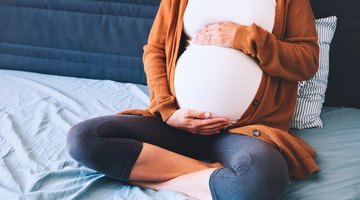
0;0;160;85
311;0;360;108
1;0;359;108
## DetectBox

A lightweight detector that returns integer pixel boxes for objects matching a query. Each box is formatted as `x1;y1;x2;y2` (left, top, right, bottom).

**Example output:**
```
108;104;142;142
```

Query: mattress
1;69;359;200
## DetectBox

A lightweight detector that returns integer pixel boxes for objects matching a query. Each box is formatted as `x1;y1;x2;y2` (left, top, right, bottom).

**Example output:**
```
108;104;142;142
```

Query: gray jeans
67;115;289;200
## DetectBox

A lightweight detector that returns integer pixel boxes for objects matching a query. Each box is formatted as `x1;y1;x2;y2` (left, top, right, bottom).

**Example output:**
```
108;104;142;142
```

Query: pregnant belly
174;45;263;122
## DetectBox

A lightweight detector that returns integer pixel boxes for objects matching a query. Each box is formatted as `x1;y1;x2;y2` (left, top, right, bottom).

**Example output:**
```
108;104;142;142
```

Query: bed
1;0;360;200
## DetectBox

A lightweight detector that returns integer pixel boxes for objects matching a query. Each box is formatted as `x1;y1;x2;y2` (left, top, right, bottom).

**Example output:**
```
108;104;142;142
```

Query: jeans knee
210;152;289;200
210;167;288;200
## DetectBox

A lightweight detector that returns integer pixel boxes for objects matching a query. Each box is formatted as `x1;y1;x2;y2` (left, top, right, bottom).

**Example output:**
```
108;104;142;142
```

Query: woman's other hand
166;109;232;135
192;21;241;48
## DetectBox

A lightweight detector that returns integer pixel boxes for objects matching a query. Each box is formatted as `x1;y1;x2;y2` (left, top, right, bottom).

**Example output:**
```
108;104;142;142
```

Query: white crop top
174;0;276;122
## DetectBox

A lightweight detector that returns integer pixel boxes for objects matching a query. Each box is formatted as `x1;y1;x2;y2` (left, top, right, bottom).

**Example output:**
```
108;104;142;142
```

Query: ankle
208;162;224;168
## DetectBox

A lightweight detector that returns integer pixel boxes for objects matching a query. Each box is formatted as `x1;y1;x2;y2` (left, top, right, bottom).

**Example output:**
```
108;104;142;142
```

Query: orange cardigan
120;0;320;180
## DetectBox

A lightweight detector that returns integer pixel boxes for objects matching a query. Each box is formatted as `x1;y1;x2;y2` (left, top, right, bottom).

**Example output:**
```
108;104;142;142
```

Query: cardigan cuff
231;24;256;57
158;103;178;122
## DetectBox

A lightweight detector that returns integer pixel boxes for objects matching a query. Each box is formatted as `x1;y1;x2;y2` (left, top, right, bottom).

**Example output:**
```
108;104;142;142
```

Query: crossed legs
67;115;289;200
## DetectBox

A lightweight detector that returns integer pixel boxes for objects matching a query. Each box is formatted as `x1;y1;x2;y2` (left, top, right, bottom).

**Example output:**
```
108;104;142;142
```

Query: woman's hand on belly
191;21;242;48
166;109;232;135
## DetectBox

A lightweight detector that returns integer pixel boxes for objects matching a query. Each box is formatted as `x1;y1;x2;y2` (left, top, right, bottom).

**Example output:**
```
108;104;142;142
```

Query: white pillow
291;16;337;129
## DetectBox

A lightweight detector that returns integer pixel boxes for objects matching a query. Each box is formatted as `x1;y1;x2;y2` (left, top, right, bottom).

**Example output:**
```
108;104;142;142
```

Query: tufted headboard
0;0;359;108
0;0;160;85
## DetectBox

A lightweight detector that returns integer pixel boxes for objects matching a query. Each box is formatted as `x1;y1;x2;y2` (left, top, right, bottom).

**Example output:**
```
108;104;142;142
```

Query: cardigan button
252;129;261;137
252;100;259;107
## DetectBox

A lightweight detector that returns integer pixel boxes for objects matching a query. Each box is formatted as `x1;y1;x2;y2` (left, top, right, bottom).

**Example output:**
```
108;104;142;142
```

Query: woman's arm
143;1;232;133
143;1;178;121
192;0;319;81
232;0;319;81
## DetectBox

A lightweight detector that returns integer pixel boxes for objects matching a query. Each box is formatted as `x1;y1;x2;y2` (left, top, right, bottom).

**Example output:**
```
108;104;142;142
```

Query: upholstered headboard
0;0;160;85
0;0;359;108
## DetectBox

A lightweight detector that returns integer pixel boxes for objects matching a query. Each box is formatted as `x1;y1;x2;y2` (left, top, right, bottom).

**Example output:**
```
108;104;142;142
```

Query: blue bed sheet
282;107;360;200
1;69;359;200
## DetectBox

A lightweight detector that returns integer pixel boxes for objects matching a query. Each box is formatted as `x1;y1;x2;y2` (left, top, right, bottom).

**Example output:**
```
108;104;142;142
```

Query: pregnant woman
67;0;319;199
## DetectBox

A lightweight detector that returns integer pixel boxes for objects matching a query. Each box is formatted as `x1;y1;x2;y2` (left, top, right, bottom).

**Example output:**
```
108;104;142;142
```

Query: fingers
197;123;231;135
192;21;239;47
198;118;232;134
189;117;232;135
184;109;210;119
189;111;231;125
192;22;223;45
192;29;215;45
193;117;231;129
167;109;232;135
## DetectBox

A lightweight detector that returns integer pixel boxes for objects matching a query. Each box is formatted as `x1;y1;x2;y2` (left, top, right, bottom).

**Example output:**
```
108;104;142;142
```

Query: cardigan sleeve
142;0;178;121
232;0;319;81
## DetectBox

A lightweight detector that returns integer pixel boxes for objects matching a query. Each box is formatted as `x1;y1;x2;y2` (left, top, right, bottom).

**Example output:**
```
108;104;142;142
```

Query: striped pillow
291;16;337;129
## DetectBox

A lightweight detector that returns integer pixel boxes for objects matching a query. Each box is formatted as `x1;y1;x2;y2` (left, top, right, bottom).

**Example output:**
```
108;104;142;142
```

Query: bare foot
130;168;219;200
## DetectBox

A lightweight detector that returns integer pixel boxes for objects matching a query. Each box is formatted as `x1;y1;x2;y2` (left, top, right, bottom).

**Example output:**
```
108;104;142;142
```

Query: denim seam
209;168;223;200
212;150;252;177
